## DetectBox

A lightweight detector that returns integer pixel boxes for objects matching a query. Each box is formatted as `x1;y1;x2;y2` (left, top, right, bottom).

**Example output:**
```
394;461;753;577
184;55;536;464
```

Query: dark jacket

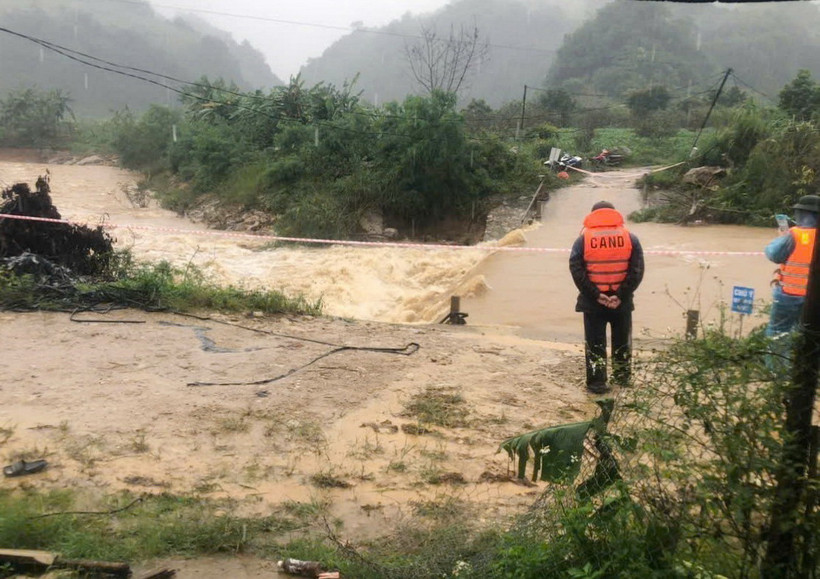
569;232;644;313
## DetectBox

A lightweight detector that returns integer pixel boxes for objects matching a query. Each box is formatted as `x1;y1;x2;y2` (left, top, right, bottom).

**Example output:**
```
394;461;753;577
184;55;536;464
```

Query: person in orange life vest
765;195;819;349
569;201;644;394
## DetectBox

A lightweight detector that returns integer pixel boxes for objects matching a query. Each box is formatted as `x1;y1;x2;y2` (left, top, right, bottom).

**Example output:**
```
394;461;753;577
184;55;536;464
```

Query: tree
403;23;490;96
718;86;748;108
461;98;495;133
778;69;820;122
626;86;671;116
540;88;576;126
0;87;73;147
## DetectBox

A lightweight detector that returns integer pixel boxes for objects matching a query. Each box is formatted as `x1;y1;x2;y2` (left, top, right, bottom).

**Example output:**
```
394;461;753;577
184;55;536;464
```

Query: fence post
685;310;699;340
440;296;467;325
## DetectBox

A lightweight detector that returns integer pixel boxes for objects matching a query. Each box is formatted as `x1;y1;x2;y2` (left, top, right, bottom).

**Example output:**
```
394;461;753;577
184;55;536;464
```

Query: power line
0;25;776;148
93;0;555;55
2;24;598;138
0;26;424;141
729;71;775;104
1;25;569;145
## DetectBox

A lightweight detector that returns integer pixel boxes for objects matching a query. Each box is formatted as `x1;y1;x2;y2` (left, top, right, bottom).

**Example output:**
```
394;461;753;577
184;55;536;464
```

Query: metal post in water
440;296;468;325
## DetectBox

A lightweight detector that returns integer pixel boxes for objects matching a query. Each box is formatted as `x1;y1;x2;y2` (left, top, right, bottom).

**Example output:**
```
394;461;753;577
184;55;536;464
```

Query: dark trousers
583;308;632;388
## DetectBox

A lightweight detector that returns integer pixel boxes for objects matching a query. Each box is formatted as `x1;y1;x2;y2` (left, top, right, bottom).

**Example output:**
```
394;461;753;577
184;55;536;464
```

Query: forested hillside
3;0;818;119
300;0;820;109
550;0;820;102
0;0;282;117
300;0;609;108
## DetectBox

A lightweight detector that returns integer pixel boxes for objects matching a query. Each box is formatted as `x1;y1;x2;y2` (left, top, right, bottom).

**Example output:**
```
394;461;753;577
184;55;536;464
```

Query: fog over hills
0;0;282;116
299;0;820;108
299;0;609;108
2;0;820;117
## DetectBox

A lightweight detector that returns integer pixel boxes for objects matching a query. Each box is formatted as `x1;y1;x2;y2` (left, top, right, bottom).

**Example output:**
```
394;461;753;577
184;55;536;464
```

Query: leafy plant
490;324;797;578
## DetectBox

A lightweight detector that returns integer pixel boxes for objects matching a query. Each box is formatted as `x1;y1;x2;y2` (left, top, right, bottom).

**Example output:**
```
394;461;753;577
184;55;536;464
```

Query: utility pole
762;222;820;577
690;68;732;156
518;85;528;141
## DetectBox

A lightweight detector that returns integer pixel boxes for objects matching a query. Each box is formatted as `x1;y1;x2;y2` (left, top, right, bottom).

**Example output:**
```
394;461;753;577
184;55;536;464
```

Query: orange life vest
582;208;632;293
778;226;816;297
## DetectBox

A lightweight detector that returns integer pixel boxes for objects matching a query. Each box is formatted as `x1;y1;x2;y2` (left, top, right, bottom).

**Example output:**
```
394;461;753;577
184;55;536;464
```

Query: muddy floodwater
0;159;774;339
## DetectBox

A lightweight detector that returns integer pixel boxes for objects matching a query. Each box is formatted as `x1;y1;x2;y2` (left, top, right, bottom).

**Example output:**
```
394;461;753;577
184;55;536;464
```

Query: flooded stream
1;159;776;341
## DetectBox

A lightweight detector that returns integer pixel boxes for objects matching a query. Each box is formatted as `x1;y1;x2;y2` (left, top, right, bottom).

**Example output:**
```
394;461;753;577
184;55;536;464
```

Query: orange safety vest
778;226;816;297
583;208;633;293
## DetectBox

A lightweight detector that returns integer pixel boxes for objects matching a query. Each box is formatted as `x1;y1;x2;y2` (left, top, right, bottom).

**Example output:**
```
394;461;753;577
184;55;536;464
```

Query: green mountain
549;0;820;103
299;0;820;109
0;0;283;117
300;0;608;108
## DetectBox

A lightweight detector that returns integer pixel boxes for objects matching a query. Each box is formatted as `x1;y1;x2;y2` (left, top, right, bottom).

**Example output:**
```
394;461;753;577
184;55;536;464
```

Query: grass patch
212;414;251;435
130;432;151;454
0;257;321;316
280;498;332;520
402;387;470;428
387;460;407;473
265;417;326;447
0;489;299;562
411;496;471;521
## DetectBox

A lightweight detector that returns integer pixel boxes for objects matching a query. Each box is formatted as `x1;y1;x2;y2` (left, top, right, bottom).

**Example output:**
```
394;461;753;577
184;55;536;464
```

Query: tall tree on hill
778;69;820;122
403;23;490;96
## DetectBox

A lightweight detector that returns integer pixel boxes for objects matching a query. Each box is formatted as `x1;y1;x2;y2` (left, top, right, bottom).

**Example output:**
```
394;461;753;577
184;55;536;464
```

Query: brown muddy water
0;160;776;341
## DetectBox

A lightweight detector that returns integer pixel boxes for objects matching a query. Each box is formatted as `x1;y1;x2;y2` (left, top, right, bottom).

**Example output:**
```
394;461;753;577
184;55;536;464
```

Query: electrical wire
0;26;423;141
0;25;748;139
93;0;556;55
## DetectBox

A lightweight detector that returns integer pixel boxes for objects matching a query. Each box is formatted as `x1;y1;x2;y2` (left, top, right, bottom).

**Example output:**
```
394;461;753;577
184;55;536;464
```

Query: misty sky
149;0;452;80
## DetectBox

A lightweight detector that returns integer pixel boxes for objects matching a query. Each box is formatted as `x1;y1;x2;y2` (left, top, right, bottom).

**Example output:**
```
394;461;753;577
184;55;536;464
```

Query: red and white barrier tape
0;212;764;257
568;161;685;179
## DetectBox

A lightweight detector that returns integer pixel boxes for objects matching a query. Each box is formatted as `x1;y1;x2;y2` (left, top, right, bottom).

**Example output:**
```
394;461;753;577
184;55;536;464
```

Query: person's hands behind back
596;295;621;309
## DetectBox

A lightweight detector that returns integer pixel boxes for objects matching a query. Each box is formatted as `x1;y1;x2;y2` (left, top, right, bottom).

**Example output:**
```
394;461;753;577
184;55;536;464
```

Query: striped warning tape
567;161;686;179
0;212;765;257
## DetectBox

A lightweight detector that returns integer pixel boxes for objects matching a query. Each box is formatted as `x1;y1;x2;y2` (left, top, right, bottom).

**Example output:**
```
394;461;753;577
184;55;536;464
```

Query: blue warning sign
731;286;755;315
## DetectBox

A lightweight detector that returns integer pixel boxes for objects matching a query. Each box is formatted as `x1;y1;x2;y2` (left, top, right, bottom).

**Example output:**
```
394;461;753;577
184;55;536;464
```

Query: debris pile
0;175;115;276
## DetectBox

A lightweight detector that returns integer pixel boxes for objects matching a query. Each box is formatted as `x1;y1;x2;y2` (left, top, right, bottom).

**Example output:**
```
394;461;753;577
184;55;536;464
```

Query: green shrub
110;106;182;173
0;257;320;315
490;325;792;578
0;87;74;147
275;190;358;240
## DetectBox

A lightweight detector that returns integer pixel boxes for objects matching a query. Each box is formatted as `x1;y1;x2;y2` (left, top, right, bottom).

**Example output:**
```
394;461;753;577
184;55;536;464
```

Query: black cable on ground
64;308;422;387
187;342;420;388
28;496;144;520
70;304;146;323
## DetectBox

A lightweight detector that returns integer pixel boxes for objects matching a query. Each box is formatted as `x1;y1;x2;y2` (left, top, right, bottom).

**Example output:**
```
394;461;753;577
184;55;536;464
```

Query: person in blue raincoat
765;194;819;369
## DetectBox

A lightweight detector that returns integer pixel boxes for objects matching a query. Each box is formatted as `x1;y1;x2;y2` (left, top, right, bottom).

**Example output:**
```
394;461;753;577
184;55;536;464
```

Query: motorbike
545;152;583;172
591;149;624;169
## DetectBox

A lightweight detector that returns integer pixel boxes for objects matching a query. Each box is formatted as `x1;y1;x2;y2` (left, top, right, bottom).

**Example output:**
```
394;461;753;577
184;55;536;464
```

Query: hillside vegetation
301;0;820;110
0;0;281;117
